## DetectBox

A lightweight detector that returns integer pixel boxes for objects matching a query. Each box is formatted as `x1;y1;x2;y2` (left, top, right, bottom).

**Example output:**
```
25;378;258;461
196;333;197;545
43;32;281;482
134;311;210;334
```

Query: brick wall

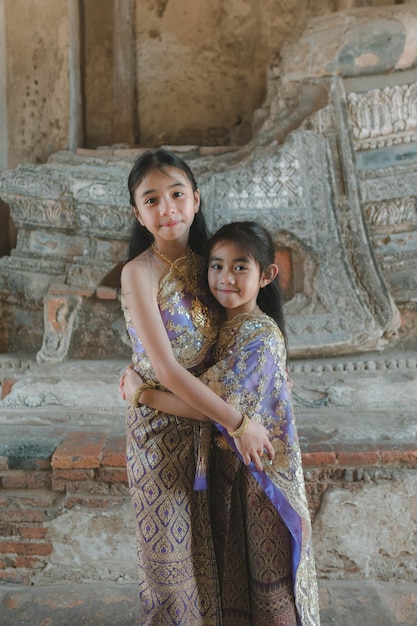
1;429;416;584
0;431;129;584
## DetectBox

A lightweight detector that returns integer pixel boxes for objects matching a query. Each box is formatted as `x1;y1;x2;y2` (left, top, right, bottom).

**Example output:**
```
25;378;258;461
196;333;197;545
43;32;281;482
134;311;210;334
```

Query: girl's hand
234;420;275;472
119;365;143;402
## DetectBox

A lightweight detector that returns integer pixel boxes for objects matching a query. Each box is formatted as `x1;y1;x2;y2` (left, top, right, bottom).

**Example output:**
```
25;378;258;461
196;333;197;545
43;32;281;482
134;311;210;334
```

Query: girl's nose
159;197;176;215
220;270;235;284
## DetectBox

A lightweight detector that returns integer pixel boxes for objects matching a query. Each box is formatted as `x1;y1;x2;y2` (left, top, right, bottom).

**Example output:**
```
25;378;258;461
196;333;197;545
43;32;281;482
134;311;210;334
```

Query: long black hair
205;221;286;338
127;149;208;260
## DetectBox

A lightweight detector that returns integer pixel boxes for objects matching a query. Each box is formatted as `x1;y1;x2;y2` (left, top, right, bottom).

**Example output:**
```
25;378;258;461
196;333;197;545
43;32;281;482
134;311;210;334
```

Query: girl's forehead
138;166;189;188
211;241;250;258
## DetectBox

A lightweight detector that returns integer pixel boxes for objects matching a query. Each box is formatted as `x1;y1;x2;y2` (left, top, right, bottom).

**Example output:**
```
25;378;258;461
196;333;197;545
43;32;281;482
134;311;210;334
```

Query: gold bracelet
131;380;159;407
227;414;250;438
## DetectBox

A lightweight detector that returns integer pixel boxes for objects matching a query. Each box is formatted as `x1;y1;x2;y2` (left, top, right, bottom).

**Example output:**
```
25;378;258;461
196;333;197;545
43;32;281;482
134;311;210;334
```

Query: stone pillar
112;0;138;145
68;0;83;151
0;0;8;171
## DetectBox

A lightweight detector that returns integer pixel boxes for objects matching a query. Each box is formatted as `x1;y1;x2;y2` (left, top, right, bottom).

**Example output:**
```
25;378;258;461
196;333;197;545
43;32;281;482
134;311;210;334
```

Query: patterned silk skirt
210;446;299;626
126;403;222;626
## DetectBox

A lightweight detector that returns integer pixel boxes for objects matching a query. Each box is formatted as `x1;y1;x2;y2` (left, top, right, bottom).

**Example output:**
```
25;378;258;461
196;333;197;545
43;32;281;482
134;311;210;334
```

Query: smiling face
131;166;200;249
208;241;273;320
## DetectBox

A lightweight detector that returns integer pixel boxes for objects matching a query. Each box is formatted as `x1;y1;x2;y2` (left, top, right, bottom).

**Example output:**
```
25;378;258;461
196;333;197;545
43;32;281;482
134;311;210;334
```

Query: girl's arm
121;366;209;421
121;257;274;471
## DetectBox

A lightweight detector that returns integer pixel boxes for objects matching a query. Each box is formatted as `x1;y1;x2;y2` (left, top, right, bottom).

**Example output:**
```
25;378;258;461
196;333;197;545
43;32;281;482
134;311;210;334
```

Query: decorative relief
291;354;417;412
364;197;417;230
37;293;82;364
346;82;417;150
360;165;417;202
290;354;417;375
4;197;76;229
202;147;305;222
0;166;66;197
199;131;398;355
0;255;66;278
76;202;132;237
75;180;129;206
0;390;61;408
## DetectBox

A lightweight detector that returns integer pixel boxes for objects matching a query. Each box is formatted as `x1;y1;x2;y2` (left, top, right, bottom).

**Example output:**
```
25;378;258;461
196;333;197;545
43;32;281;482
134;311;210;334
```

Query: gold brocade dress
201;307;321;626
121;248;222;626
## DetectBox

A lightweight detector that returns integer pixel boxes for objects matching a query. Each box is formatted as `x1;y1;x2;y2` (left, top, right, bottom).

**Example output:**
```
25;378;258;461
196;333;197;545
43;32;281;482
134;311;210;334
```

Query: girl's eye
145;197;158;205
235;265;247;271
173;191;184;198
210;263;222;271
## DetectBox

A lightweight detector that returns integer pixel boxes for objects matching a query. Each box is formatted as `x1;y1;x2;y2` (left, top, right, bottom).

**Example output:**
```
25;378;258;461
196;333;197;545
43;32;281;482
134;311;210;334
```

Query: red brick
379;443;417;465
101;435;126;467
0;509;50;523
0;540;53;556
19;527;48;540
1;377;17;399
52;479;109;495
302;451;336;467
97;467;128;483
14;554;45;569
0;491;57;508
53;468;95;480
275;248;292;295
335;443;380;466
52;431;108;469
51;478;67;493
0;569;31;584
2;471;50;490
65;494;126;509
0;522;19;536
2;554;45;569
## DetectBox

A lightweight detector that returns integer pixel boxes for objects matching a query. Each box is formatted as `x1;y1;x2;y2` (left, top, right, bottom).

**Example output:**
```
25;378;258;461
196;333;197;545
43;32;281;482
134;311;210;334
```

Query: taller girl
120;149;273;625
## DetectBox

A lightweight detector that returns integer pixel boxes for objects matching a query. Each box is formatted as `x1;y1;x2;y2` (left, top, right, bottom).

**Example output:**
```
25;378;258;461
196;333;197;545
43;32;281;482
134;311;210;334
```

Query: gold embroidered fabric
121;248;223;625
201;309;321;626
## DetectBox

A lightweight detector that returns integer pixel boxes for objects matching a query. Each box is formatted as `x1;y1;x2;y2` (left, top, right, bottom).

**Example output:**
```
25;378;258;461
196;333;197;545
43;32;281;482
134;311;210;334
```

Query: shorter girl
122;222;320;625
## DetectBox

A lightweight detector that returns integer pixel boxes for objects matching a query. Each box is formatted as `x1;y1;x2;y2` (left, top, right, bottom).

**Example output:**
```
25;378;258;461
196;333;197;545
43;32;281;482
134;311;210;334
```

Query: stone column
112;0;138;145
68;0;83;151
0;0;8;171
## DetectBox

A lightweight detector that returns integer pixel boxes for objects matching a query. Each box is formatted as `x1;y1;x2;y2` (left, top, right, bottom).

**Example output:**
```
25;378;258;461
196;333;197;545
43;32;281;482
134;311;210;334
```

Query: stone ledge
1;428;416;474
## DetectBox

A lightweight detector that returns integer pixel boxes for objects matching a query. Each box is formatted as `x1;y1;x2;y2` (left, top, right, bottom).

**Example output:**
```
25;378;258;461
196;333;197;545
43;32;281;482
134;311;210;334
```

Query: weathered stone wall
2;0;411;169
133;0;334;147
3;3;417;360
4;0;70;167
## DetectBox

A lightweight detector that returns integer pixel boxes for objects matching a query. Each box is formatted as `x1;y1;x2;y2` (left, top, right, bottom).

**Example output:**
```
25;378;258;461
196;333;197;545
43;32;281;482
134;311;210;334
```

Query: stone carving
0;134;400;359
347;82;417;150
37;289;83;364
0;156;132;361
3;4;417;362
365;197;417;230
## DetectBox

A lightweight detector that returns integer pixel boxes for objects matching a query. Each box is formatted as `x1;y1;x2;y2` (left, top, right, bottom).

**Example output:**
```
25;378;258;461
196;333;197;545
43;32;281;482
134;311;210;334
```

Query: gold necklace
215;306;259;361
150;244;174;267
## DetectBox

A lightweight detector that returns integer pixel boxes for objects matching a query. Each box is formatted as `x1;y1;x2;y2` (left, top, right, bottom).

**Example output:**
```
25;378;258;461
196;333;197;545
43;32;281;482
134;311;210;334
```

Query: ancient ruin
0;1;416;598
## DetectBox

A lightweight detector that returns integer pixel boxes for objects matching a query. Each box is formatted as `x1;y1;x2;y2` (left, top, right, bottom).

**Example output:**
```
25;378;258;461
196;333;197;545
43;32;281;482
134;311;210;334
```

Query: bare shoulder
121;253;147;280
121;250;159;295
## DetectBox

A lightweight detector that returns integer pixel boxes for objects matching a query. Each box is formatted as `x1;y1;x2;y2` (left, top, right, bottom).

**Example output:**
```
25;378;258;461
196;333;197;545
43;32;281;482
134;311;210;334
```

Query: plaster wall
32;473;417;585
133;0;332;147
3;0;404;168
5;0;70;168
